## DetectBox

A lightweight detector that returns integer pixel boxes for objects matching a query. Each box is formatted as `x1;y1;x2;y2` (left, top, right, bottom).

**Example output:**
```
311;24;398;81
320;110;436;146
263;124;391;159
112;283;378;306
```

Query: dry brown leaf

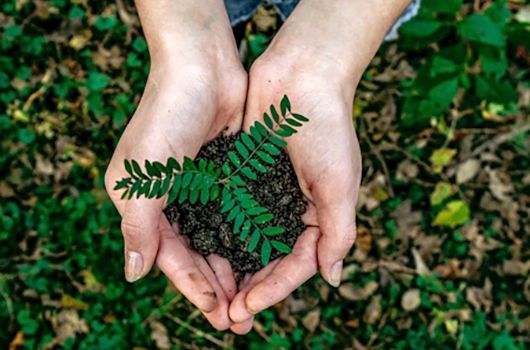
356;226;373;252
9;331;24;350
150;321;170;350
502;260;530;276
488;169;513;202
252;6;277;32
302;309;320;333
401;289;421;311
340;264;359;282
396;159;419;180
363;296;382;325
466;278;493;312
0;181;15;197
412;248;431;275
456;159;480;184
51;309;89;345
339;281;379;301
345;319;360;329
518;316;530;333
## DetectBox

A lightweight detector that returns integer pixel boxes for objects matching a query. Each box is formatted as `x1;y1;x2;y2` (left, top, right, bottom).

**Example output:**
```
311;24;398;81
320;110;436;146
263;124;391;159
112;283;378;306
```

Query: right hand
104;48;250;331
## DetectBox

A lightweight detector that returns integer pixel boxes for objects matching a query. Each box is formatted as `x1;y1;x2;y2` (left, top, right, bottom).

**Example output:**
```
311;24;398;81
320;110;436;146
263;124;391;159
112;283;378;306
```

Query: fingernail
125;251;143;282
329;260;343;287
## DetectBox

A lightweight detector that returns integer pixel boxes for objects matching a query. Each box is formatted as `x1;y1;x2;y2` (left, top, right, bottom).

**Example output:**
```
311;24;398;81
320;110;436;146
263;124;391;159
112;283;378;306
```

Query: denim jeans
224;0;421;40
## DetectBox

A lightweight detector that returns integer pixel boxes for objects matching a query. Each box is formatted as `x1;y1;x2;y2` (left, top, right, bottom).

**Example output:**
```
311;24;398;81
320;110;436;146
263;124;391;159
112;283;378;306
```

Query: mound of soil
164;133;306;276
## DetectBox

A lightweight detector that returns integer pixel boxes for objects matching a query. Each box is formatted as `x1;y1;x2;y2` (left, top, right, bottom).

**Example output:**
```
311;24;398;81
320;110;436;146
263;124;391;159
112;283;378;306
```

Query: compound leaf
270;104;280;123
234;212;245;233
263;112;273;129
261;239;272;266
241;167;257;180
263;226;285;236
271;240;291;253
241;133;256;150
248;230;261;253
228;151;241;168
291;113;309;122
189;188;199;204
280;95;291;116
167;157;181;172
254;213;273;224
249;159;266;173
166;175;182;204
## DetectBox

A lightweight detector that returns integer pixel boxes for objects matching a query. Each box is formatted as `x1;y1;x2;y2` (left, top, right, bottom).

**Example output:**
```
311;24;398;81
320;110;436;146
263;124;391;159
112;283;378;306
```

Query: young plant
113;95;308;266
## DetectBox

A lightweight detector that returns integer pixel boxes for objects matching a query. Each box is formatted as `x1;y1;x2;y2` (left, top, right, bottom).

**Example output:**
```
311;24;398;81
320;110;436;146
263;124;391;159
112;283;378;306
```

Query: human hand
228;54;362;328
104;1;250;329
225;0;414;331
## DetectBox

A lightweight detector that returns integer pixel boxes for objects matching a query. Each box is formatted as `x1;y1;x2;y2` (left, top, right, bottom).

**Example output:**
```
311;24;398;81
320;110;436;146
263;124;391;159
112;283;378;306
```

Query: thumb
121;197;162;282
313;174;358;287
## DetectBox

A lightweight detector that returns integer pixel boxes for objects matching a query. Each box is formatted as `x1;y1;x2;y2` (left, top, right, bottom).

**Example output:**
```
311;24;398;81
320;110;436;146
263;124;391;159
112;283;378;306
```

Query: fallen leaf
515;6;530;23
488;170;513;202
252;6;277;32
363;296;382;325
430;181;453;205
356;226;372;252
456;159;480;184
340;263;359;282
396;159;419;180
150;321;170;350
412;248;431;275
339;281;379;301
9;331;24;350
345;319;360;329
69;30;92;50
79;270;104;292
502;260;530;276
430;148;456;173
302;309;320;333
433;200;470;227
50;309;89;345
444;319;459;335
61;294;89;310
401;289;421;311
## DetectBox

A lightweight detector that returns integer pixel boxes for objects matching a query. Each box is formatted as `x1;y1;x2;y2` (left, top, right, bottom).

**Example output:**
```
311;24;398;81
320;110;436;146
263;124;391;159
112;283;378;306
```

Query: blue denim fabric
224;0;421;41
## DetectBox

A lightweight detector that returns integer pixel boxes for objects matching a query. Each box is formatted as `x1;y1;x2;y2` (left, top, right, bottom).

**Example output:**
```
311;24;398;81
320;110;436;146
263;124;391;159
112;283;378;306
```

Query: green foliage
397;0;521;127
114;95;308;265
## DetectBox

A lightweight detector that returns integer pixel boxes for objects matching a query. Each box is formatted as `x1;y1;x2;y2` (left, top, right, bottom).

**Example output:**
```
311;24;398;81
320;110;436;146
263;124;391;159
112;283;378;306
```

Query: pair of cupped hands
104;24;362;334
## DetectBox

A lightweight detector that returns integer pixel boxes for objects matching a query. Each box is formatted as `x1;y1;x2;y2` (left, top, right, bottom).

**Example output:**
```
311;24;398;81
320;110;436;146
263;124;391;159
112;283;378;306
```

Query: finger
207;254;237;300
244;227;319;314
157;218;217;313
230;317;254;335
170;224;233;330
190;252;233;331
313;172;358;287
229;260;282;323
120;198;163;282
224;109;244;135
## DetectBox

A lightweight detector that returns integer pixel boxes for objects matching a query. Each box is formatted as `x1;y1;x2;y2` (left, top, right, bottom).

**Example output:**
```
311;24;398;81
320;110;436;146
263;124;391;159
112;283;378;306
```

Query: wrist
136;0;238;69
262;0;413;86
263;41;362;88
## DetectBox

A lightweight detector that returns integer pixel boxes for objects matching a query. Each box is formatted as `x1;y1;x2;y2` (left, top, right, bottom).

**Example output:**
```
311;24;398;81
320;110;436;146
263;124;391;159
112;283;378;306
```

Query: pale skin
105;0;412;334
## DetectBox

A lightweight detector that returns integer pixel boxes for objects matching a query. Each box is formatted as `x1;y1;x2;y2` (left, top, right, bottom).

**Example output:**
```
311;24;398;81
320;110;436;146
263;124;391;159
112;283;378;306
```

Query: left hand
227;50;362;331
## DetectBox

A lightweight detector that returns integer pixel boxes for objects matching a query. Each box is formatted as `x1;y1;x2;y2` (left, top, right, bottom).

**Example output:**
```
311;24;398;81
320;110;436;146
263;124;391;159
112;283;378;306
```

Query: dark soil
164;133;306;276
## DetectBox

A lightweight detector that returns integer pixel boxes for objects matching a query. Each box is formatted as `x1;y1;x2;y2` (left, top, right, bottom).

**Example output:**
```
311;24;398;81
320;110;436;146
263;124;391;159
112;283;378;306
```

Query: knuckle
120;219;146;247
